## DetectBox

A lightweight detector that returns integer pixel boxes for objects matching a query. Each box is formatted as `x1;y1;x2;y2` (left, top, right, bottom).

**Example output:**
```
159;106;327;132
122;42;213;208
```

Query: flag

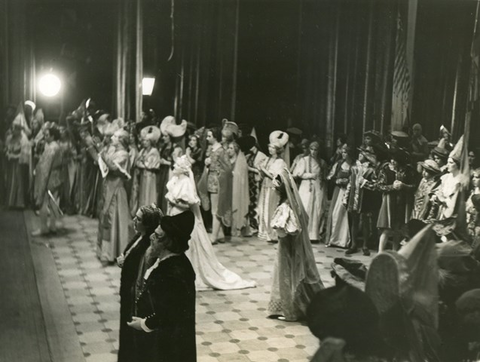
391;10;411;132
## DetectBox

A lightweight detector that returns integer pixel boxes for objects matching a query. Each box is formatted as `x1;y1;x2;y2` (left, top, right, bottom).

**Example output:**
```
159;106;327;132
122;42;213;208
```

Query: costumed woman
165;155;256;290
268;169;324;321
325;144;352;248
258;131;289;243
228;141;250;237
4;115;31;208
32;126;64;235
411;159;441;221
466;168;480;238
239;135;267;235
157;116;185;213
292;140;327;243
97;128;132;264
185;134;204;184
132;126;161;212
117;204;162;362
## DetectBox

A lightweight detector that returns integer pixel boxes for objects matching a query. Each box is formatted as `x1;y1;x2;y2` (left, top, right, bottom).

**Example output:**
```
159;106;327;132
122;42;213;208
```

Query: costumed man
409;123;430;163
238;135;267;235
127;210;196;362
198;127;230;244
343;147;379;255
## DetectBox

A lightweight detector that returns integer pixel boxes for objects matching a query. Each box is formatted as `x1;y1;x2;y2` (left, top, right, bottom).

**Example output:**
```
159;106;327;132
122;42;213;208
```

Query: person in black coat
117;204;163;362
127;210;196;362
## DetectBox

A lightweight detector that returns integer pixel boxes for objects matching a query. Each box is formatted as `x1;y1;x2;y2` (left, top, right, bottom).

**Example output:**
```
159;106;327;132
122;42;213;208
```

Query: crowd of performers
3;100;480;361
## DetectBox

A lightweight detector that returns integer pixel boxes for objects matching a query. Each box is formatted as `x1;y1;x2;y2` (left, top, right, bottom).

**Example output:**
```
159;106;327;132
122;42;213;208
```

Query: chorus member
127;211;196;362
293;141;327;243
258;131;289;243
410;123;430;163
377;149;416;252
136;126;161;208
165;156;256;290
4;117;30;208
202;127;230;244
325;144;352;248
343;148;379;255
157;116;186;213
117;204;162;362
241;136;267;234
431;146;449;174
58;125;78;214
185;134;204;184
466;169;480;238
228;141;250;237
268;170;324;321
32;126;63;235
290;138;309;175
411;159;441;221
97;129;132;264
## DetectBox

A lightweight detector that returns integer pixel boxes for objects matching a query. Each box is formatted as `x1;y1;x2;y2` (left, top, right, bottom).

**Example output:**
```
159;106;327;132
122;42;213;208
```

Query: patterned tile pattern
32;214;374;362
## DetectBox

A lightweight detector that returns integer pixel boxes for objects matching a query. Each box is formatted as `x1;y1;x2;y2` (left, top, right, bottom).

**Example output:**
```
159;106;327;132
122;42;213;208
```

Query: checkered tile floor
30;214;375;362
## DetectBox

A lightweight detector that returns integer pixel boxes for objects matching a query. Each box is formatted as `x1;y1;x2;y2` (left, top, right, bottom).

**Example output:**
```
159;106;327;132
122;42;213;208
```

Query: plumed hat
420;159;441;175
103;118;125;136
160;210;195;249
432;146;449;160
140;125;161;143
221;119;239;136
160;116;187;138
269;130;289;149
96;113;110;135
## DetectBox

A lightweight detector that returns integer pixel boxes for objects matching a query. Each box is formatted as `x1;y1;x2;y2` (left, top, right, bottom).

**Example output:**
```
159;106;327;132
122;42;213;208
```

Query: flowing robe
97;149;132;262
231;151;250;236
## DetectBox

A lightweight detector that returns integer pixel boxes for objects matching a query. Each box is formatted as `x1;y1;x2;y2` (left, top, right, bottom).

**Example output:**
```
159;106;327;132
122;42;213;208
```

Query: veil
277;168;323;311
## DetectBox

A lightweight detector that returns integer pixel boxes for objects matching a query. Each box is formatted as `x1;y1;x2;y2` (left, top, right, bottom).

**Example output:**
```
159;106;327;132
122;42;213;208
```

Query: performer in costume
157;116;185;213
127;210;197;362
32;126;64;235
325;144;352;248
292;141;327;243
268;169;324;321
258;130;289;243
165;155;256;290
133;126;161;212
239;135;267;235
97;128;132;264
117;204;162;362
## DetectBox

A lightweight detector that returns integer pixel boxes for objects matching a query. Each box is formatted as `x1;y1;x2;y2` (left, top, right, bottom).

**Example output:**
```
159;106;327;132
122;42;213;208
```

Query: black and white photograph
1;0;480;361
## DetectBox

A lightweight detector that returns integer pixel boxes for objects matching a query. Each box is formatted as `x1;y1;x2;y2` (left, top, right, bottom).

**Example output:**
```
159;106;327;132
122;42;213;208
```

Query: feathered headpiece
160;116;187;138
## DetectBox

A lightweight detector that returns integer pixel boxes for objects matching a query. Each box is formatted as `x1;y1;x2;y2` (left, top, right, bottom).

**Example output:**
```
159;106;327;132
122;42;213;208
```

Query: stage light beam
142;77;155;96
39;73;61;97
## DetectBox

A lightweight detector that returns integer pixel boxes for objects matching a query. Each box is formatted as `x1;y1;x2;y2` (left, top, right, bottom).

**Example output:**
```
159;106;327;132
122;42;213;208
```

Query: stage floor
20;211;374;362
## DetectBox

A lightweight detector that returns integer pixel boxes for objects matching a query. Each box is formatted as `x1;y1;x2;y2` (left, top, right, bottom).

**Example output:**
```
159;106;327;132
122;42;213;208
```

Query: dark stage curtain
298;0;397;150
114;0;143;122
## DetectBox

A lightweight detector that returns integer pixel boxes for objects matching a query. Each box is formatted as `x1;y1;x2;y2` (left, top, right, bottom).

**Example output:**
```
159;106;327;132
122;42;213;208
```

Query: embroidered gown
97;149;132;262
165;171;256;291
245;150;267;233
293;155;327;241
258;157;287;241
136;147;161;209
325;161;351;248
268;170;324;321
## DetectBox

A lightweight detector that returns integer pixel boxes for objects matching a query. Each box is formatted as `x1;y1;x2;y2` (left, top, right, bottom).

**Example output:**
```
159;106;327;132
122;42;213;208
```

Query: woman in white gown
165;155;256;291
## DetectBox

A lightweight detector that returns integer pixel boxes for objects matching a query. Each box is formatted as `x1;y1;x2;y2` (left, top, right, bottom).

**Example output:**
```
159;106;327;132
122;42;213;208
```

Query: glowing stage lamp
38;73;62;97
142;77;155;96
